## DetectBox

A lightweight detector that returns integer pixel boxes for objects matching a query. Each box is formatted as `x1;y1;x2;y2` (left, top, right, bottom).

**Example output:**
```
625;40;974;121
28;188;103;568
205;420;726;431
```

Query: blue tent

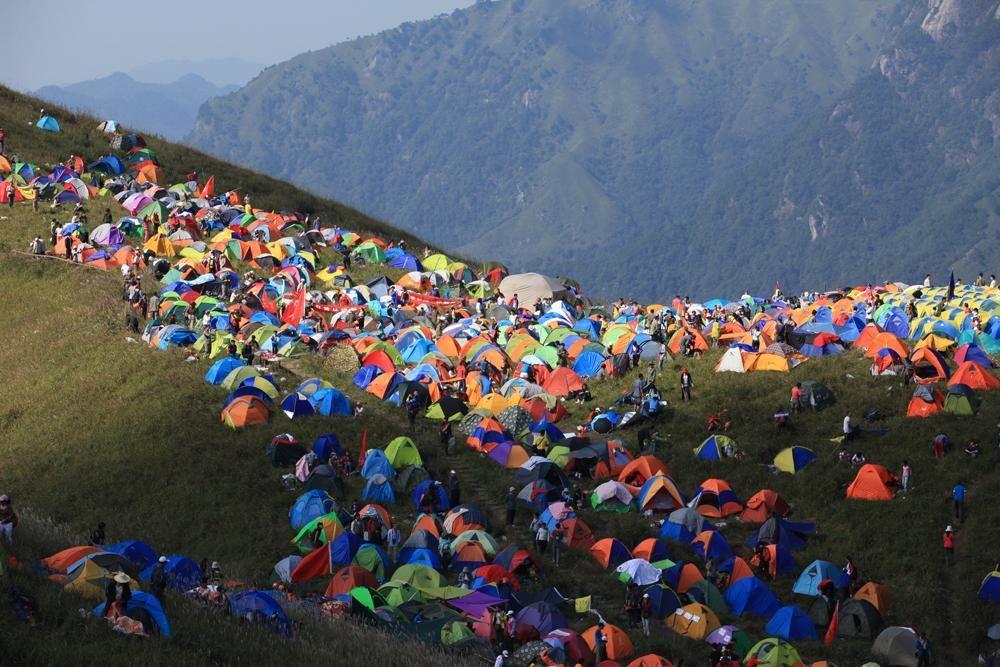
724;577;781;617
88;156;125;175
329;532;363;566
109;540;157;569
36;115;61;132
353;365;382;389
690;531;732;561
642;584;682;617
94;591;171;637
793;560;848;596
362;475;396;504
399;339;438;364
746;516;815;552
310;388;352;416
389;253;421;271
412;480;450;513
399;547;442;569
659;521;696;544
225;386;273;405
140;556;202;592
978;571;1000;602
572;350;606;378
289;490;335;530
765;605;817;641
882;312;910;339
360;449;395;480
230;591;291;636
313;433;343;460
281;392;315;419
694;435;728;461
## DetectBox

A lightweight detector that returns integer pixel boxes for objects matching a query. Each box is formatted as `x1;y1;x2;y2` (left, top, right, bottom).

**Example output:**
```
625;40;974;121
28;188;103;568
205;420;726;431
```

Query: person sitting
850;451;866;466
706;410;731;433
964;439;982;457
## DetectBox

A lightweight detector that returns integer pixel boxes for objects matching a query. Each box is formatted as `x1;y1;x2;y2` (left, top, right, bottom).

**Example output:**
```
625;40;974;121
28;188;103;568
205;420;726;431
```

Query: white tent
714;347;746;373
497;273;568;306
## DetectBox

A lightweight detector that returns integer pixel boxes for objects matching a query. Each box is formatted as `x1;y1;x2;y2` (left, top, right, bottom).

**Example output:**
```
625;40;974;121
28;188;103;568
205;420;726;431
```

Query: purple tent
447;591;506;617
514;601;567;637
91;223;125;246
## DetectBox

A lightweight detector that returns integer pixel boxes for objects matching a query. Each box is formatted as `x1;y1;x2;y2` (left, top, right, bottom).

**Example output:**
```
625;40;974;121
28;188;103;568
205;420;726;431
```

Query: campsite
0;85;999;667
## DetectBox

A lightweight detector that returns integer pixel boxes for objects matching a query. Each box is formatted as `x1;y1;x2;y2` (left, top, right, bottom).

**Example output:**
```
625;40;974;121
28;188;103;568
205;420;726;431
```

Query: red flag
200;176;215;198
824;601;839;645
358;428;368;467
281;287;306;327
290;543;331;582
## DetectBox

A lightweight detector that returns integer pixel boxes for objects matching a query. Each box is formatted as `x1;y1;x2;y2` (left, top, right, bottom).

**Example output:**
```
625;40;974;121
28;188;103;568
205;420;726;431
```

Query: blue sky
3;0;473;90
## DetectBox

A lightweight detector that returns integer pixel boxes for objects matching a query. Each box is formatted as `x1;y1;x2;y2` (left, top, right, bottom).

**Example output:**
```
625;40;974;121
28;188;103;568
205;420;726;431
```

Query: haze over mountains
183;0;998;299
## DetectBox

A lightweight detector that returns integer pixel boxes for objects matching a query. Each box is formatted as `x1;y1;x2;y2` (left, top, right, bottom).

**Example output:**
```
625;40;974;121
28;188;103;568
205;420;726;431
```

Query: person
550;522;564;567
494;649;509;667
89;521;106;546
458;567;473;589
28;236;44;256
386;524;401;560
901;460;912;493
104;572;133;618
0;127;5;155
933;433;948;460
505;487;517;526
843;412;858;442
439;419;453;455
915;630;932;667
405;393;420;432
593;623;607;663
842;556;858;589
850;451;866;466
943;526;956;566
0;495;18;545
680;367;692;402
923;274;932;288
448;470;461;507
964;439;982;457
657;343;667;372
624;583;641;626
150;556;169;605
533;521;549;555
640;592;652;636
952;481;966;522
790;383;803;411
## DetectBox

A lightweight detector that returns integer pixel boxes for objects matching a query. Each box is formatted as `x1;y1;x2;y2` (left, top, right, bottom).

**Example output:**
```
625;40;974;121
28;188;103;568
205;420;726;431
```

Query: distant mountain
35;72;238;140
190;0;999;299
127;58;265;88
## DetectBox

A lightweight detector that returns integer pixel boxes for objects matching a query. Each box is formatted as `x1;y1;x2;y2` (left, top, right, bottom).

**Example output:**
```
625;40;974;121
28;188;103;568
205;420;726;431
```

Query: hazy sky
2;0;473;90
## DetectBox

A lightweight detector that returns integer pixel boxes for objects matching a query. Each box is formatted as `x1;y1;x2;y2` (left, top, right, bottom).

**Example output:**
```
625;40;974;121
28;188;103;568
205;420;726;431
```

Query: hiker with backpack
680;367;693;401
0;494;18;545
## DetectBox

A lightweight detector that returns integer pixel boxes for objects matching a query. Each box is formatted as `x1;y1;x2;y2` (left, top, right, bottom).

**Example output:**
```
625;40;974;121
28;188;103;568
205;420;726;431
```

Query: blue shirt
953;484;966;501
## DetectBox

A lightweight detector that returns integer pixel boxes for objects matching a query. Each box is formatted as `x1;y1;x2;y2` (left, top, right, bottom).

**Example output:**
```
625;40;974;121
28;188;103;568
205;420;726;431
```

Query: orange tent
362;349;396;373
582;623;634;661
740;489;791;523
726;557;754;588
221;396;270;428
853;324;882;351
853;581;892;613
910;347;950;384
906;388;944;418
691;478;743;517
675;562;704;593
590;538;629;568
864;332;908;359
364;373;399;400
411;514;444;538
627;656;675;667
667;328;709;355
846;464;898;501
542;367;585;397
42;546;101;573
631;538;670;562
949;362;1000;390
325;566;377;597
618;455;670;486
561;517;596;549
136;163;166;185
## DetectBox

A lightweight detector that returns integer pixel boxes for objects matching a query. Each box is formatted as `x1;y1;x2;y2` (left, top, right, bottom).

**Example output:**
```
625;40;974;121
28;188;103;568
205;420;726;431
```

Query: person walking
505;487;517;526
439;419;453;455
952;481;966;522
386;524;401;561
150;556;169;605
680;367;693;402
533;521;549;555
943;526;956;566
551;522;564;567
901;460;912;494
405;394;420;432
790;383;803;412
915;630;932;667
640;593;653;637
593;623;607;663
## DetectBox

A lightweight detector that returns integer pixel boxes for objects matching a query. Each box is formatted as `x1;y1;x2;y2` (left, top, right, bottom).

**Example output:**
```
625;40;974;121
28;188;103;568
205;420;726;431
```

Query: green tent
138;200;170;225
385;437;423;468
687;579;729;615
349;586;382;611
353;545;388;579
800;380;835;410
744;638;803;667
440;620;475;646
378;581;427;608
352;241;386;264
943;391;978;415
290;512;342;553
391;564;443;590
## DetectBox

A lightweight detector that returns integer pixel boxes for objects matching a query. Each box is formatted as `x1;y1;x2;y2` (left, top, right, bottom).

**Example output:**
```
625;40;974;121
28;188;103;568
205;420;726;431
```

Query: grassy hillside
1;88;998;665
189;0;907;300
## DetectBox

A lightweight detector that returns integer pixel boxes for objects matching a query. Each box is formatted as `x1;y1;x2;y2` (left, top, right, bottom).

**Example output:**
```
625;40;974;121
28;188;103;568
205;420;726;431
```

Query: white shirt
494;656;506;667
843;416;852;434
923;277;931;287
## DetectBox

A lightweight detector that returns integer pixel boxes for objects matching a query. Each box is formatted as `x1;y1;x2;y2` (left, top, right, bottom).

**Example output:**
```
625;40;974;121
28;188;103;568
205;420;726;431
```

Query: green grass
1;86;998;665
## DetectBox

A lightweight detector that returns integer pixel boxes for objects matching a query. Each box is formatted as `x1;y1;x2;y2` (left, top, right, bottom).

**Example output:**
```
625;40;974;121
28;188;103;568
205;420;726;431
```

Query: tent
740;490;790;523
773;446;816;474
635;475;685;512
497;273;568;307
688;479;743;517
943;383;979;415
724;577;781;617
665;602;720;640
289;490;335;530
581;623;634;661
906;384;944;418
800;380;835;410
693;435;738;461
978;570;1000;602
93;591;171;637
590;538;631;568
36;115;61;132
221;396;270;428
949;361;1000;390
872;626;919;667
793;560;847;596
385;436;423;468
846;464;898;501
837;599;883;639
310;387;352;416
765;605;817;641
590;481;634;512
743;638;803;667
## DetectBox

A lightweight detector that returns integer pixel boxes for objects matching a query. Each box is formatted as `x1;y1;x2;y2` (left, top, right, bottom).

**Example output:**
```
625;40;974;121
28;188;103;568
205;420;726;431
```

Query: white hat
945;525;953;532
211;561;220;569
0;495;9;503
113;572;132;584
158;556;168;563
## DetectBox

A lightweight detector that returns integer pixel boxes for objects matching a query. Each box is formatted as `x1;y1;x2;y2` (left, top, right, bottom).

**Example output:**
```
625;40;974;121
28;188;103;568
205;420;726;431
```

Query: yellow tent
914;334;955;352
142;233;175;257
64;560;140;600
665;602;720;639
